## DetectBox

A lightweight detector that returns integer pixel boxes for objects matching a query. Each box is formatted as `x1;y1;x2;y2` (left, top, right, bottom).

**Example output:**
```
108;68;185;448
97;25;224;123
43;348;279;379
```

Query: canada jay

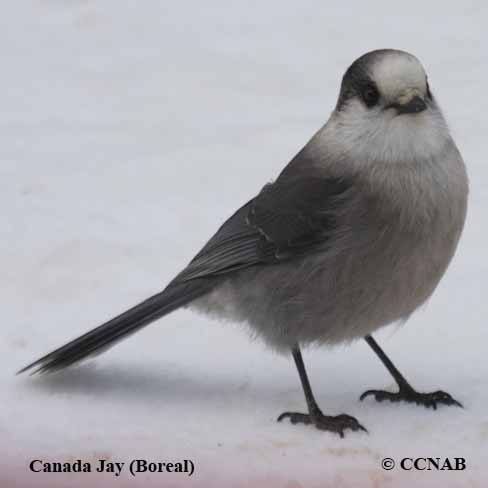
19;49;468;437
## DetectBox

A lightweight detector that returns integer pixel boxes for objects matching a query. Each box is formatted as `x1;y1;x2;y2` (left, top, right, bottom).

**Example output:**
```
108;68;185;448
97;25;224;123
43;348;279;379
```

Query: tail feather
17;280;212;375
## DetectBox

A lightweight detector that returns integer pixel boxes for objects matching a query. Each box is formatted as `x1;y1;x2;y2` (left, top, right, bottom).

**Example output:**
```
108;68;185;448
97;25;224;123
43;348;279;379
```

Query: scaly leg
278;345;367;437
360;335;462;410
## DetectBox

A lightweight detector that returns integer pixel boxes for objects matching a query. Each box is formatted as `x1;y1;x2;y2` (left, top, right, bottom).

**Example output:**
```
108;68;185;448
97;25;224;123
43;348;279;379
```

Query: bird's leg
278;345;367;437
360;335;462;409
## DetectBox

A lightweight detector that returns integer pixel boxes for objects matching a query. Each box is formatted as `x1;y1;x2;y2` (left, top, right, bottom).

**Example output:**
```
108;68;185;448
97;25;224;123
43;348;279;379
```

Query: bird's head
336;49;432;116
323;49;451;165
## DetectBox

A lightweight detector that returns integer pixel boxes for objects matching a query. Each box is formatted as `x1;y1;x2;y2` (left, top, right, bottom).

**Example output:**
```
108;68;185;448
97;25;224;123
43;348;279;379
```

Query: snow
2;1;487;487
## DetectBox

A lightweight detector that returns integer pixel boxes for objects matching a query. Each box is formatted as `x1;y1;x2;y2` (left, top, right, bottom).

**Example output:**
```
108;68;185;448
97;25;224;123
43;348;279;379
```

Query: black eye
361;85;379;107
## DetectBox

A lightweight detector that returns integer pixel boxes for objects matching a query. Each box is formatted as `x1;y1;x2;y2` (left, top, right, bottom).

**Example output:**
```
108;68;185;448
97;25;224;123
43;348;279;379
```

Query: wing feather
174;174;351;283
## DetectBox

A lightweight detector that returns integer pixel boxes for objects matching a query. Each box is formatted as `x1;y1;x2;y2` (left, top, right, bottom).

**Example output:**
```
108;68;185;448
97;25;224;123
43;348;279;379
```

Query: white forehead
371;52;427;99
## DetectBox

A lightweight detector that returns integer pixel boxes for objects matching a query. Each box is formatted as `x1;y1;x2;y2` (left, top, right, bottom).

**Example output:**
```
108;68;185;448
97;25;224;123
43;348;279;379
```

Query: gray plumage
19;49;468;377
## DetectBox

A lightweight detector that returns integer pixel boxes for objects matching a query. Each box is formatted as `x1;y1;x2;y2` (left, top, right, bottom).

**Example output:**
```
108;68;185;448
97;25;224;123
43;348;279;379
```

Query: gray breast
191;148;468;352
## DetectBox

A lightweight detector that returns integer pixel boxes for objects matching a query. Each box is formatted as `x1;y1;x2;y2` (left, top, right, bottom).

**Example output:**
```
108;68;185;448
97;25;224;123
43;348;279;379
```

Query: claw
278;410;368;436
359;387;463;410
359;389;380;402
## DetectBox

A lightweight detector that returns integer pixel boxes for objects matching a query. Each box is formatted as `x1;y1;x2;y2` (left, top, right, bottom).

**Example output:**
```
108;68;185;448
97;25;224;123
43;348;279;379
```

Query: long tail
17;280;213;375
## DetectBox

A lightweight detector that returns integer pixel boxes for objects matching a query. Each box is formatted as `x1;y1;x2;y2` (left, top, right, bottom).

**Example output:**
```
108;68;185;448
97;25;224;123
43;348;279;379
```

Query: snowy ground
2;1;487;487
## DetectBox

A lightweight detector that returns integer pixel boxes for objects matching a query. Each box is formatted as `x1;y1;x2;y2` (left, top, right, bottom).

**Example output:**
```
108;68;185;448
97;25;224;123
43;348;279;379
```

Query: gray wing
173;174;351;283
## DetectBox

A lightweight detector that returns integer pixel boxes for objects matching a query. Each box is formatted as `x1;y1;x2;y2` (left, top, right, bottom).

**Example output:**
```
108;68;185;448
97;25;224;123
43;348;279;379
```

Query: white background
2;1;487;487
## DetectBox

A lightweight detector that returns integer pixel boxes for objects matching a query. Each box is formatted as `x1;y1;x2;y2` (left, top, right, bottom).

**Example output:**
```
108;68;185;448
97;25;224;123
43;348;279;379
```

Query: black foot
360;386;463;410
277;410;367;438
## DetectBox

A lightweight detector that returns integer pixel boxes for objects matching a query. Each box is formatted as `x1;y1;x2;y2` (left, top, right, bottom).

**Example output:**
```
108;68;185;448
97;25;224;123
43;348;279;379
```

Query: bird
19;49;468;437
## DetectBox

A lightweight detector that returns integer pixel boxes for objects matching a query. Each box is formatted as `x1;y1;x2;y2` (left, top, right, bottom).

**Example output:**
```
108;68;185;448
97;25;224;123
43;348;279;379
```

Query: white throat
311;100;451;169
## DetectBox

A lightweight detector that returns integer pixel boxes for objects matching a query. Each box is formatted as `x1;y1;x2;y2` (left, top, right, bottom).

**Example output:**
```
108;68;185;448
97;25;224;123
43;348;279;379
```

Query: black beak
389;95;427;115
